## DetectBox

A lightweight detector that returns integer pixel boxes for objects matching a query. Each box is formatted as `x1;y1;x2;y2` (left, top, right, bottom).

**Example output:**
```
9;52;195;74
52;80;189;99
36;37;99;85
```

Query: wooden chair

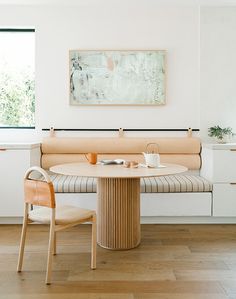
17;166;96;284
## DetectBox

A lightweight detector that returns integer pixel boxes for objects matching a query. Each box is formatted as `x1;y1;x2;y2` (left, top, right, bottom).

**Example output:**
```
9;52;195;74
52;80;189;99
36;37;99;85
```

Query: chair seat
28;205;95;225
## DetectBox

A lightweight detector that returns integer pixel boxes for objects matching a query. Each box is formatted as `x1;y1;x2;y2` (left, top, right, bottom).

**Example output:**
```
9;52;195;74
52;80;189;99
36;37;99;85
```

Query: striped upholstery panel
47;173;97;193
44;173;212;193
141;175;212;193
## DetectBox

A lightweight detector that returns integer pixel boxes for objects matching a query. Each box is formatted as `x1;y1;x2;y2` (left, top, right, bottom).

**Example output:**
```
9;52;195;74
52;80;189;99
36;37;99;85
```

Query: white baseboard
141;216;236;224
1;216;236;225
0;217;23;224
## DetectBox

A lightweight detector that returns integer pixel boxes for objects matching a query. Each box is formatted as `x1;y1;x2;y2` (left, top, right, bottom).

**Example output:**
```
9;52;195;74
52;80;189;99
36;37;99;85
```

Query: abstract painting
69;50;165;105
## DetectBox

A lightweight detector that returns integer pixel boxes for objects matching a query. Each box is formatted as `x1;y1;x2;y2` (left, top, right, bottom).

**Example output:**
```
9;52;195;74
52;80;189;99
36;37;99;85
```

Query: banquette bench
40;137;212;219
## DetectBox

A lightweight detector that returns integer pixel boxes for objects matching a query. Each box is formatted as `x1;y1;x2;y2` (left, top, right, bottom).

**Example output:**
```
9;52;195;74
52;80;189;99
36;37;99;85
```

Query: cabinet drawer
0;149;29;216
213;183;236;216
213;149;236;182
0;144;40;218
141;193;212;216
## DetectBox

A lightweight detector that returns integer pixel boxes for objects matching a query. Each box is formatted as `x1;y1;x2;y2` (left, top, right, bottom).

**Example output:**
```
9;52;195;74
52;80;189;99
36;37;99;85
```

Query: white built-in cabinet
201;143;236;216
0;143;40;217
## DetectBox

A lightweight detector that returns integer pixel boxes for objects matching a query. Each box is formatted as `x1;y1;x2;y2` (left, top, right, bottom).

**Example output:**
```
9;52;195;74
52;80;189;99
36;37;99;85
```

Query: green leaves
0;68;35;127
208;125;234;140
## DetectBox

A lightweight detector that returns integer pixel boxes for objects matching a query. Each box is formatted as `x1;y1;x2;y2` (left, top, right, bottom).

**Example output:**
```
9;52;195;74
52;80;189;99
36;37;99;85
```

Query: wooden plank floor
0;224;236;299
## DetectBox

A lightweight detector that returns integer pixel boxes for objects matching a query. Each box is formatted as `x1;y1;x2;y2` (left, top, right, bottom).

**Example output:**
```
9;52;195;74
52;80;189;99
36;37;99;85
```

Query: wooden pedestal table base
97;177;140;250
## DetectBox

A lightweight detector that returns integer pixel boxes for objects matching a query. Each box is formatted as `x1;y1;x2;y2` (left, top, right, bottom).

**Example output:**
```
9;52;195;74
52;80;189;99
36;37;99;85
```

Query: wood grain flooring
0;224;236;299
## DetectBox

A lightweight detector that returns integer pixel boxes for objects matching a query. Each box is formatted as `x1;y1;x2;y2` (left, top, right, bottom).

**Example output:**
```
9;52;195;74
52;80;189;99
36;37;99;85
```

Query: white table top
50;162;187;179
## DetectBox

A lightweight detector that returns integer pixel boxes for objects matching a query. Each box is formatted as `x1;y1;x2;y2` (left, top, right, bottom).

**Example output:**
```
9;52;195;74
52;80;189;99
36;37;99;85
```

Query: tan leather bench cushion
42;153;201;170
41;137;201;170
42;137;201;154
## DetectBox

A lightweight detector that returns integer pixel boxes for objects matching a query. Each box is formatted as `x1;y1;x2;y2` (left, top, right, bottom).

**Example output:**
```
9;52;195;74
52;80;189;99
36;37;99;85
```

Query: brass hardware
230;183;236;185
187;127;192;138
118;128;124;138
49;126;55;138
230;149;236;151
0;148;6;151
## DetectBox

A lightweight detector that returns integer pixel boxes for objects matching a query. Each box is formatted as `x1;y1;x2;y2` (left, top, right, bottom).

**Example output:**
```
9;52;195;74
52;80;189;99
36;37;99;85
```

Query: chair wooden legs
53;232;57;255
45;209;55;285
91;215;97;270
17;206;96;284
17;203;29;272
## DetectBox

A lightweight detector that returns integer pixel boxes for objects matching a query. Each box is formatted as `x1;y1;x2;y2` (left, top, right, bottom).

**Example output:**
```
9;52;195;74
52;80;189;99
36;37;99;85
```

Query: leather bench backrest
41;137;201;170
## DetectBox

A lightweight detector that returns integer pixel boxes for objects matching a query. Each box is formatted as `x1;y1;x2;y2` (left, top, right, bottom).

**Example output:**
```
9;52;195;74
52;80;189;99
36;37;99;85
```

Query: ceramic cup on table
85;153;97;164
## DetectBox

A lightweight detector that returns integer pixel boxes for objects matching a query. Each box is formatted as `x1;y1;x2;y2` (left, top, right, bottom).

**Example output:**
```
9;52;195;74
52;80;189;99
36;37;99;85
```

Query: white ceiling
0;0;236;5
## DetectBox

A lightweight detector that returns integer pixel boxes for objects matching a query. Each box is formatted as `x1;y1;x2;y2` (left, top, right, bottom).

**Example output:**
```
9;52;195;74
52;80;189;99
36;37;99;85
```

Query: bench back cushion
41;137;201;170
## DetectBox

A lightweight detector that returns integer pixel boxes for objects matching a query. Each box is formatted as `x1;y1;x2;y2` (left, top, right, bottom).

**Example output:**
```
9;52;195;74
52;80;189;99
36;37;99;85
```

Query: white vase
215;136;229;144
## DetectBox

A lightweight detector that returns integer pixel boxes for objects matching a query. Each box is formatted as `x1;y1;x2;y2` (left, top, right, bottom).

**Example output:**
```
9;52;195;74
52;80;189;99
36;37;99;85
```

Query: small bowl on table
124;161;139;168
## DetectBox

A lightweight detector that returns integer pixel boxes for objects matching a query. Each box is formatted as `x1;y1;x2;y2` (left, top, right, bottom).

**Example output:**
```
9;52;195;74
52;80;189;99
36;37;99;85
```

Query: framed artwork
69;50;166;106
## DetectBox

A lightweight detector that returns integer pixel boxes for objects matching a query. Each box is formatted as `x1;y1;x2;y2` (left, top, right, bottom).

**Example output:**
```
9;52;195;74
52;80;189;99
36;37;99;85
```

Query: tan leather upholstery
161;154;201;170
42;153;200;170
24;179;55;208
28;205;95;225
42;137;201;154
41;137;201;170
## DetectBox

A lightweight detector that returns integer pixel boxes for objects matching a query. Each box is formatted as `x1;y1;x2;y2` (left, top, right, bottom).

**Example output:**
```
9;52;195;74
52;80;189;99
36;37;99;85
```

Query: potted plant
208;125;234;143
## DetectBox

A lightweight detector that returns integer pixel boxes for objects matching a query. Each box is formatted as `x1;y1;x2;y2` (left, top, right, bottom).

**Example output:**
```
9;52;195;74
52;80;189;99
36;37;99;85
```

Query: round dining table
50;162;187;250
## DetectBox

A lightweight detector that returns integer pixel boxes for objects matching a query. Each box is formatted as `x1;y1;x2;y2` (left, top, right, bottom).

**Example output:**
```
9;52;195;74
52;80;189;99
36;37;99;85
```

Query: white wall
200;7;236;141
0;4;235;142
0;4;199;141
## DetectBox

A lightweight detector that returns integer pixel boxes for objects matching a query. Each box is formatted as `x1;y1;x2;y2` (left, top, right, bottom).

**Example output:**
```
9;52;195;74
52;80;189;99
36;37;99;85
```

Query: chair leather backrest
24;179;55;208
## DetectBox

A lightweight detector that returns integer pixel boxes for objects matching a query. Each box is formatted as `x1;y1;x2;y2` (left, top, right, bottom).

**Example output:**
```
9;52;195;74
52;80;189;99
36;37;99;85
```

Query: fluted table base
97;177;141;250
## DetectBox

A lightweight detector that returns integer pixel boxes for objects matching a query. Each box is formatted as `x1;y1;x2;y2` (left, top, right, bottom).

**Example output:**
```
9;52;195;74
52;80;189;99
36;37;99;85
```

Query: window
0;29;35;128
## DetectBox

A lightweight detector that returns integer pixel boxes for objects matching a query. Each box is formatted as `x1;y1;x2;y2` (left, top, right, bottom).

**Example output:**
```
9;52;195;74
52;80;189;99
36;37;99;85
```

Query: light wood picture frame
69;50;166;106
